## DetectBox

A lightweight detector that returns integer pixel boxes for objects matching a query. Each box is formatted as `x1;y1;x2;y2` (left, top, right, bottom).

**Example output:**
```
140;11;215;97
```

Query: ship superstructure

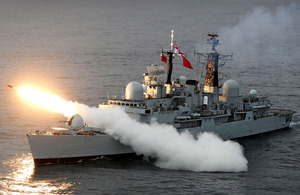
27;31;294;165
106;32;293;138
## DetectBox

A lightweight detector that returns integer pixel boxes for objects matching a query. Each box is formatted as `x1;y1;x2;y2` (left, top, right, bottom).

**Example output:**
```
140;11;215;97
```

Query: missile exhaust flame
15;86;76;117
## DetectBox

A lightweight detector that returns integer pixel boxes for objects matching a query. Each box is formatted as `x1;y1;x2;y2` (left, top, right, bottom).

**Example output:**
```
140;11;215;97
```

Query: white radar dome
179;76;187;85
222;79;240;97
125;81;144;101
249;89;257;98
66;114;84;129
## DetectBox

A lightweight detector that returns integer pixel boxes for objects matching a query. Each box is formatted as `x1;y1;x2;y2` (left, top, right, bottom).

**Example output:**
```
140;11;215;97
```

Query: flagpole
166;30;174;85
170;30;174;50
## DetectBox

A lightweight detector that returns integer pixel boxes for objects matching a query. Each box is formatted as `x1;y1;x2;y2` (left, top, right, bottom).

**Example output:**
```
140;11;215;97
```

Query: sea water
0;0;299;194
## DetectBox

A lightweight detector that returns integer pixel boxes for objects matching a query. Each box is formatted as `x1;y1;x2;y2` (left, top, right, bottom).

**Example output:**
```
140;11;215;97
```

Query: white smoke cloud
73;103;248;172
218;4;299;64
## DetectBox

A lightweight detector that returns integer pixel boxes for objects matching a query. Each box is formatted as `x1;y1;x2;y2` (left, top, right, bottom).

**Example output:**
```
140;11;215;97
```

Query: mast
194;33;233;108
204;33;220;94
166;30;174;84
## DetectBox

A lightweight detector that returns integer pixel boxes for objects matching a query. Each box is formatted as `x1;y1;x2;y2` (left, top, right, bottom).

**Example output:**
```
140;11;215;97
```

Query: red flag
174;43;193;69
161;53;167;63
174;44;182;55
182;55;193;69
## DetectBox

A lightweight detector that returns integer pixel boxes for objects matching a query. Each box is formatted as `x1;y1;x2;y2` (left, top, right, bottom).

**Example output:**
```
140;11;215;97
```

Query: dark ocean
0;0;299;194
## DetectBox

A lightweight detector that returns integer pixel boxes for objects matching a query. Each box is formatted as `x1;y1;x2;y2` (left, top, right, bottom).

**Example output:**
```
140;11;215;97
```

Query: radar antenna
207;33;220;51
194;33;233;90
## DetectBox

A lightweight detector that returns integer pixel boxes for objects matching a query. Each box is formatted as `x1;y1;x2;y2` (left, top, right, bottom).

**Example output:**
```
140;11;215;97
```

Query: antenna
207;33;220;51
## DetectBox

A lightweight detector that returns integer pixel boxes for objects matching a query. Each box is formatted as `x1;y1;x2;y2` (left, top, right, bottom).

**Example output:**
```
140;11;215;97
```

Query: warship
27;31;294;165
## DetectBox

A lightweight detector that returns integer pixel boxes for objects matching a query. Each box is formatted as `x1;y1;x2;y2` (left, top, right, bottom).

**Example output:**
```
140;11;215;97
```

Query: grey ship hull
179;114;290;139
27;113;290;165
27;133;133;165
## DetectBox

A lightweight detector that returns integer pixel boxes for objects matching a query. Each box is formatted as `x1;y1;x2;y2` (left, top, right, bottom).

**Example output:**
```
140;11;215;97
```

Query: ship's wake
74;103;248;172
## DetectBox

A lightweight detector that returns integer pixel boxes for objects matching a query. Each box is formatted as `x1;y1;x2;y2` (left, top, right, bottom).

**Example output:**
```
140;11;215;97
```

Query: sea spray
74;103;248;172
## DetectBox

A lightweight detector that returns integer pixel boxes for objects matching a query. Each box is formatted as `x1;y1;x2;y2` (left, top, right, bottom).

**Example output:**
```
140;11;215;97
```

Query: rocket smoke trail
73;103;248;172
12;63;249;172
12;83;248;172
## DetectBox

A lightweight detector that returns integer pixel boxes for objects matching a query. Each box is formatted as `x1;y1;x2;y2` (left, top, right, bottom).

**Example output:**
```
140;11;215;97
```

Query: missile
8;85;17;91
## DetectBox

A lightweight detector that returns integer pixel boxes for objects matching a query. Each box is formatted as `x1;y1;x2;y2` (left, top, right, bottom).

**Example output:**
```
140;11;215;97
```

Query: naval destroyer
27;31;294;165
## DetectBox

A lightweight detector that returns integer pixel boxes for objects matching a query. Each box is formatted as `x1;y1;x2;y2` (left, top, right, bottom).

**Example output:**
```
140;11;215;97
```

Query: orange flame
17;86;76;117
